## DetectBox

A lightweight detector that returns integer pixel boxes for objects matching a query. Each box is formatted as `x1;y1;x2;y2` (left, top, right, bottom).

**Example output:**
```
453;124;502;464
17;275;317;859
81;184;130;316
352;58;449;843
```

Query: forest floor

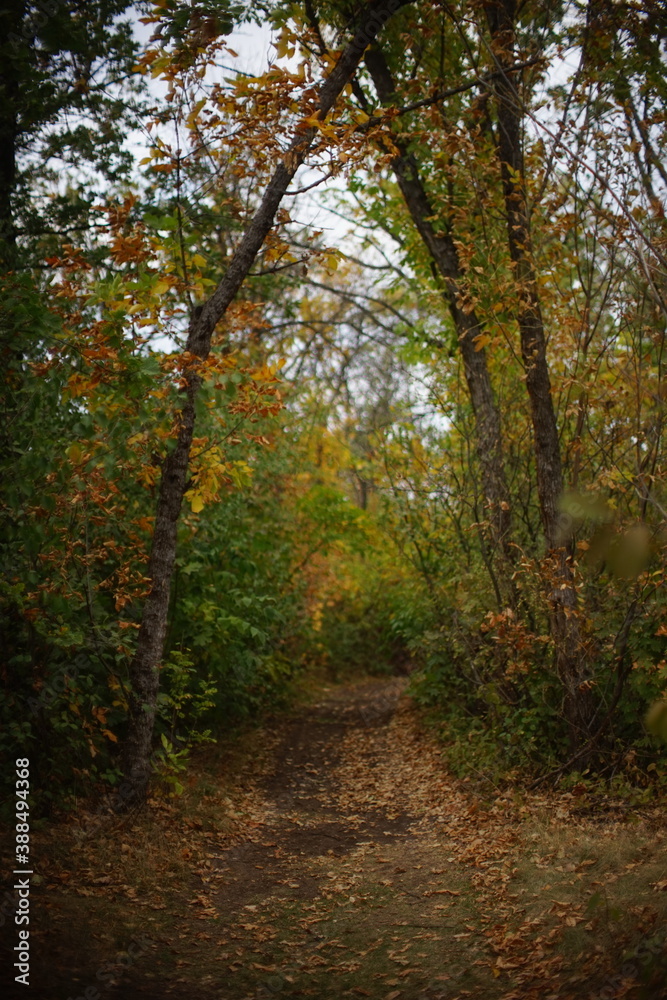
4;672;667;1000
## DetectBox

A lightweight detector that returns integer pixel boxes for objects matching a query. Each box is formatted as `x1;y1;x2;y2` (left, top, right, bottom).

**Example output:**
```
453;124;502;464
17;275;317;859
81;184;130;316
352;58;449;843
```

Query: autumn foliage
1;0;667;814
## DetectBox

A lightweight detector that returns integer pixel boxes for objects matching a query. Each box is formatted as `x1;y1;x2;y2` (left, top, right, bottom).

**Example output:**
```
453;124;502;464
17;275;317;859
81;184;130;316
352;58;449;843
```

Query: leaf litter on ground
3;673;666;1000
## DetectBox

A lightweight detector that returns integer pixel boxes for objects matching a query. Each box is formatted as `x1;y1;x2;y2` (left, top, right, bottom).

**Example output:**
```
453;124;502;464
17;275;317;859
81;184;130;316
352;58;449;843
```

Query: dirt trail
9;675;667;1000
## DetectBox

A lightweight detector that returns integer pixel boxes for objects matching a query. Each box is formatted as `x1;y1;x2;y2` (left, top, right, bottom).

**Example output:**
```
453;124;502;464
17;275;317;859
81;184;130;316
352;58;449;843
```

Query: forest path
17;674;667;1000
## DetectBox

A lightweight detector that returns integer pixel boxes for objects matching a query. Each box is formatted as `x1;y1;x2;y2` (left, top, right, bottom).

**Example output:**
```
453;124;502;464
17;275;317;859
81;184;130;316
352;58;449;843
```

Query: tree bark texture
364;46;514;590
118;0;415;808
484;0;595;751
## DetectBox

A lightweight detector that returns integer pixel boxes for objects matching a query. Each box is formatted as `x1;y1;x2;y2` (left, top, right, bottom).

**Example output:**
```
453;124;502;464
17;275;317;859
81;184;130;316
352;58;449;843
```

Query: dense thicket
1;0;666;814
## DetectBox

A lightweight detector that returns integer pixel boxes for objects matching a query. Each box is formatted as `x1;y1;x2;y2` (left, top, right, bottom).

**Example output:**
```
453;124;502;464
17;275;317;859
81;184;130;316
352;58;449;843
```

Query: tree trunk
363;46;515;596
117;0;415;808
484;0;594;751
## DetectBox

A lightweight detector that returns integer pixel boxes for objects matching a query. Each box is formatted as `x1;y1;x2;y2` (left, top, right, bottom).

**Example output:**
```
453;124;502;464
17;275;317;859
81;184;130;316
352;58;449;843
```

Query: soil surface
3;675;666;1000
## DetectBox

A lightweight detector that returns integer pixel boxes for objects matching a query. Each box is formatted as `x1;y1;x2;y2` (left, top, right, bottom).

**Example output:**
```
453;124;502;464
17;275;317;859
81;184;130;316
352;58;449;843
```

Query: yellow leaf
66;373;90;399
274;31;295;60
187;98;207;125
190;493;205;513
473;333;491;352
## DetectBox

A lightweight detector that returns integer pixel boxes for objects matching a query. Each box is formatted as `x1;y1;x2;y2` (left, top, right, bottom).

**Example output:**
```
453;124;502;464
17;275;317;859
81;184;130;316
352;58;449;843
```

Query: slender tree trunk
363;47;515;596
484;0;594;751
117;0;415;808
